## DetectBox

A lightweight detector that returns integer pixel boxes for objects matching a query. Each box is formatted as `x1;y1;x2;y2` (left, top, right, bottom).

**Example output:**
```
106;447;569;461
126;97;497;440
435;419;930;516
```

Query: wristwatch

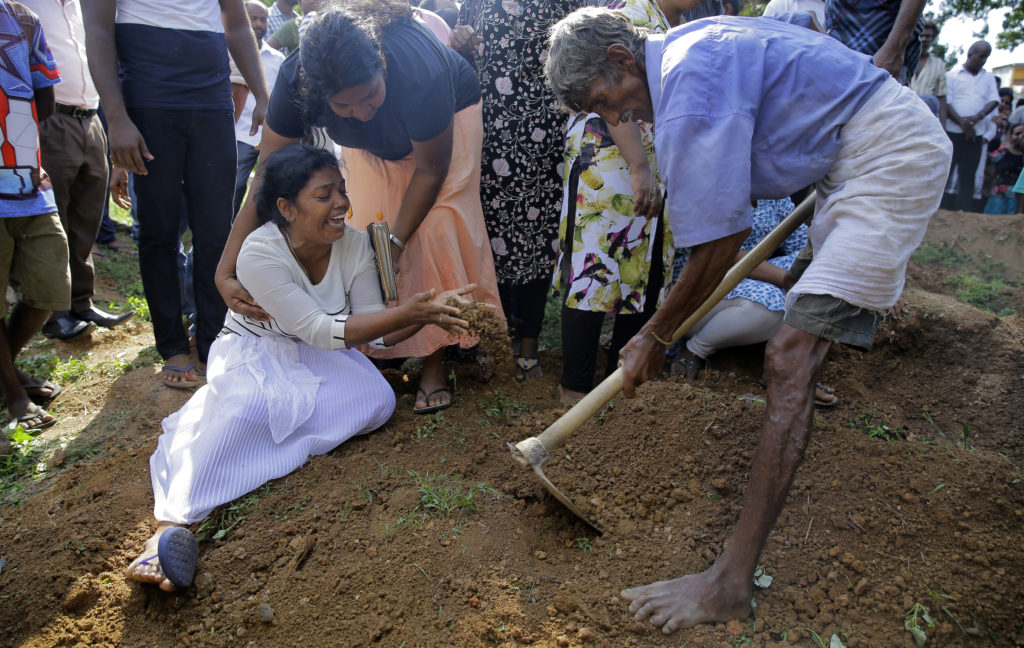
389;233;406;251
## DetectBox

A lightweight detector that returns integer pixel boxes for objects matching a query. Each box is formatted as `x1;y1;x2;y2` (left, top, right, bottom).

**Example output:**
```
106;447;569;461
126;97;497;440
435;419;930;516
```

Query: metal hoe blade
509;437;603;532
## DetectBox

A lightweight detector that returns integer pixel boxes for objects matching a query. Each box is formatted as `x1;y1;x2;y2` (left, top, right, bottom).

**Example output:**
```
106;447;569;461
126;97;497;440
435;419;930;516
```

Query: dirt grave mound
0;211;1022;648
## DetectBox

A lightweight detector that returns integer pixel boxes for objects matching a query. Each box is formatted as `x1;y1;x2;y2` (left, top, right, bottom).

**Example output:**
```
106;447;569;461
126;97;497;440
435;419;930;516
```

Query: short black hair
255;144;341;228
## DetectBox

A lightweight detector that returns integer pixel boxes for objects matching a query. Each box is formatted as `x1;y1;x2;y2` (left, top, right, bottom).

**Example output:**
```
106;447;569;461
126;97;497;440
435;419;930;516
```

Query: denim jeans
233;140;260;217
128;108;235;363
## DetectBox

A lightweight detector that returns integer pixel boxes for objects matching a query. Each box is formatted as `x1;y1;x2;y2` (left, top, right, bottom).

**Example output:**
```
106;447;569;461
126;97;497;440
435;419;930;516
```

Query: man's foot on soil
558;384;585;406
126;525;183;591
620;567;753;633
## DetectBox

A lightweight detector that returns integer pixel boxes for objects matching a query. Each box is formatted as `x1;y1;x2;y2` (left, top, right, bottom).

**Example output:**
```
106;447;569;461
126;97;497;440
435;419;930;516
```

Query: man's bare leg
0;304;53;422
126;522;186;591
621;324;832;632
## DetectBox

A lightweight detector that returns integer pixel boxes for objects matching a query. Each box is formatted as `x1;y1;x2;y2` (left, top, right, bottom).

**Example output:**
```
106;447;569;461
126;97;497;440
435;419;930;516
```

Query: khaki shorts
0;212;71;317
784;242;882;351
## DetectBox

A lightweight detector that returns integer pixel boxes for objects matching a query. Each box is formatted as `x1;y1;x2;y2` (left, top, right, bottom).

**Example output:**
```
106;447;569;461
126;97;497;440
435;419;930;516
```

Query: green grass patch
476;389;528;424
854;413;906;442
911;243;972;268
15;350;90;386
196;485;268;542
913;243;1019;316
0;427;48;507
944;272;1017;316
383;471;500;538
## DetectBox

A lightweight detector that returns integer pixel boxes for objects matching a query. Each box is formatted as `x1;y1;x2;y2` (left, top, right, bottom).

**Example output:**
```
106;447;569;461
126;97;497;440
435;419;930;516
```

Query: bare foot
125;523;184;592
558;384;585;406
620;565;753;633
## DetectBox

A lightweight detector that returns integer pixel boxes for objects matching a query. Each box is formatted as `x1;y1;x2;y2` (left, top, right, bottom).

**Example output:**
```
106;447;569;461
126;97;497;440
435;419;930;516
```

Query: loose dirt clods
0;211;1022;647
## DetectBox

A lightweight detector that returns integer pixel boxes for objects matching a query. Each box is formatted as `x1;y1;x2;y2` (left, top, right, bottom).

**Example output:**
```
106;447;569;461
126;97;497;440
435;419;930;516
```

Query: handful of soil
446;299;511;368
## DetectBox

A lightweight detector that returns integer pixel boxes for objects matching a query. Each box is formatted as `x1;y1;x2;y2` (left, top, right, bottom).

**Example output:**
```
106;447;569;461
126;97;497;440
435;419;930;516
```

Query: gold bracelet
650;331;673;346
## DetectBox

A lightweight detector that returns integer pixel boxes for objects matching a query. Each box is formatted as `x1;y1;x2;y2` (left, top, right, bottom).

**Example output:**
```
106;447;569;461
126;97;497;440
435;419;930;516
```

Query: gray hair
545;7;647;112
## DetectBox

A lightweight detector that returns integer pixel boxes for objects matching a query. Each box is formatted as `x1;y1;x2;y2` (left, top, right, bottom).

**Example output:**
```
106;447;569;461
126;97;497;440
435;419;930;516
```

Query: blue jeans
233;141;260;217
128;108;234;363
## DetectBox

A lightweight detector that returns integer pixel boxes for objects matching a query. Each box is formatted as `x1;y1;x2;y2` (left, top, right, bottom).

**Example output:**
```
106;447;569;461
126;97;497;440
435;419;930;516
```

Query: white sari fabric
151;335;395;524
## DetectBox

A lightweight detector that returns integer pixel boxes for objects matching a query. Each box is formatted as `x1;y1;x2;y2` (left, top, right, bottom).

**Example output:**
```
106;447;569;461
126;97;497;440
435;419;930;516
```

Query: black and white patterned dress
459;0;586;285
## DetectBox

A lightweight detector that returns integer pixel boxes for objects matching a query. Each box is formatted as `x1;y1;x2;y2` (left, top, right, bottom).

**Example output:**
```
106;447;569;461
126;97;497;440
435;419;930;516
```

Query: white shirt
228;223;385;350
945;66;1000;140
230;42;284;145
762;0;825;32
115;0;222;32
22;0;98;108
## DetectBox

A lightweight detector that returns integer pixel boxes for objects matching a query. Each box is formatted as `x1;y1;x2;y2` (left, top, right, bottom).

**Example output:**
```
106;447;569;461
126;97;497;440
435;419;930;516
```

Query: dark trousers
39;112;109;314
560;216;665;394
947;131;984;211
232;141;260;217
498;276;551;340
128;108;235;363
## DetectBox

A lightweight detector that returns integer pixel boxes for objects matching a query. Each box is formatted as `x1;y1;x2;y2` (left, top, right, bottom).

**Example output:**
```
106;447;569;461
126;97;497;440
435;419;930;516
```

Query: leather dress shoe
42;315;95;341
74;306;135;329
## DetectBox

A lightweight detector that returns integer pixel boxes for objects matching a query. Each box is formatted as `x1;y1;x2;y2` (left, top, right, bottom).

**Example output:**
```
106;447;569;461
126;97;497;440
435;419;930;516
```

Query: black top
267;19;481;160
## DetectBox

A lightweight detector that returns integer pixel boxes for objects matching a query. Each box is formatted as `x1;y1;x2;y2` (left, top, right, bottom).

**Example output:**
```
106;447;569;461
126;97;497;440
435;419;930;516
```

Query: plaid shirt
825;0;922;85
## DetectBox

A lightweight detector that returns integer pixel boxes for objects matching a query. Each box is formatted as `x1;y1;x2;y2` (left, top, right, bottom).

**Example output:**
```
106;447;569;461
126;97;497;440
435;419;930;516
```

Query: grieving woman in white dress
127;144;474;590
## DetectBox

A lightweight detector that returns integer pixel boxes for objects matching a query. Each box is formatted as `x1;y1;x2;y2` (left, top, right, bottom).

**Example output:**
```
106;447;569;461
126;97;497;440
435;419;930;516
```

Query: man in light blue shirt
546;8;950;632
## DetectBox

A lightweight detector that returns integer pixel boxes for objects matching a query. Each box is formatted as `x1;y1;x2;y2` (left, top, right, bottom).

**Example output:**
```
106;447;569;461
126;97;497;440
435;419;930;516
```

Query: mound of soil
0;212;1022;648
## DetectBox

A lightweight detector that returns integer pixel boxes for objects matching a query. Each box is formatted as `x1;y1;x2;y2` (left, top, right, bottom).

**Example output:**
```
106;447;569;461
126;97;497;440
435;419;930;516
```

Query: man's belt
55;103;97;119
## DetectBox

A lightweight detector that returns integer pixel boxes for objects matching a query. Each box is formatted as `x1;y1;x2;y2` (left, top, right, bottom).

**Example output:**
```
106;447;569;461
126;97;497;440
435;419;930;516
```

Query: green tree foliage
937;0;1024;50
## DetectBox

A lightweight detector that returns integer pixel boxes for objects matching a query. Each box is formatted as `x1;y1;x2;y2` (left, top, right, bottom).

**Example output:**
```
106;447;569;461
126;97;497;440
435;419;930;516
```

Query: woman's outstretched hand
403;284;477;336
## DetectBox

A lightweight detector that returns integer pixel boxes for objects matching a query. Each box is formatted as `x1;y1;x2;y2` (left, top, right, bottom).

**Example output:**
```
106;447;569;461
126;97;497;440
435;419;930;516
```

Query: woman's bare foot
620;564;753;633
558;384;585;406
125;523;185;591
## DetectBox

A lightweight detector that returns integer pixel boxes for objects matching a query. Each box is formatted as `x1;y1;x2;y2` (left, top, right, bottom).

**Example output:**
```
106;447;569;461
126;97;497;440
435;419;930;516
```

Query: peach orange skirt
342;102;504;359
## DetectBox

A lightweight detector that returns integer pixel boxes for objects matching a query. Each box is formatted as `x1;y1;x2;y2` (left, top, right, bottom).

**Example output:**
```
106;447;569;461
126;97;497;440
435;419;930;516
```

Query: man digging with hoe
544;8;950;633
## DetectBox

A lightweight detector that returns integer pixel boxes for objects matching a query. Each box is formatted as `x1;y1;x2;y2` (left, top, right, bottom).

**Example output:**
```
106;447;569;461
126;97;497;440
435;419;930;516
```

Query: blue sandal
157;527;198;588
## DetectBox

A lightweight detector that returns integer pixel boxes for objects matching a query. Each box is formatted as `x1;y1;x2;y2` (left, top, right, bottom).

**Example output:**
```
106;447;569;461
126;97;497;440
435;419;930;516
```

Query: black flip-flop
21;379;62;405
157;527;199;588
413;388;452;415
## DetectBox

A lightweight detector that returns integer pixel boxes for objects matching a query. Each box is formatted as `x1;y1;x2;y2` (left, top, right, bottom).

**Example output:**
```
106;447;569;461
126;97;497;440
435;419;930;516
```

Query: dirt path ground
0;211;1021;648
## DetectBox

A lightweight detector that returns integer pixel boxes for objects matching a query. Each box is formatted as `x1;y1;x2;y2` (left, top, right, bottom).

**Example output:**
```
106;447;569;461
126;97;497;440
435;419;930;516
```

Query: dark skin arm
33;87;55;191
34;86;54;121
388;121;453;260
221;0;268;136
82;0;153;174
871;0;927;78
231;83;249;123
216;124;298;320
734;249;788;287
948;100;999;139
619;229;750;398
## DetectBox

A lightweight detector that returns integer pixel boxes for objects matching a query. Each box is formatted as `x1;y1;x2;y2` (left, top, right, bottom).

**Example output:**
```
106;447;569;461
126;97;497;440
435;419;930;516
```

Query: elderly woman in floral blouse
554;0;698;405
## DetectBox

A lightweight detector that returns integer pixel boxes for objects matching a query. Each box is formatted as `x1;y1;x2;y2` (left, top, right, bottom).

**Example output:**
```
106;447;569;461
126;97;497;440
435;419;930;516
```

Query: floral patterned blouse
460;0;587;285
555;0;675;314
674;199;809;313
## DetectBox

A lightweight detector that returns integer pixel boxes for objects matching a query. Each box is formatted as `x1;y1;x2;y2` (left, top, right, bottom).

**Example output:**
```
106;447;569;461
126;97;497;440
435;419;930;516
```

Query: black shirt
267;19;481;160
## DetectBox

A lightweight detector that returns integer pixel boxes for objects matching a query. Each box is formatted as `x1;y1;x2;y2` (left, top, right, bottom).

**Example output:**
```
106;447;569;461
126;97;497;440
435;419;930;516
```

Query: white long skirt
150;335;396;525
